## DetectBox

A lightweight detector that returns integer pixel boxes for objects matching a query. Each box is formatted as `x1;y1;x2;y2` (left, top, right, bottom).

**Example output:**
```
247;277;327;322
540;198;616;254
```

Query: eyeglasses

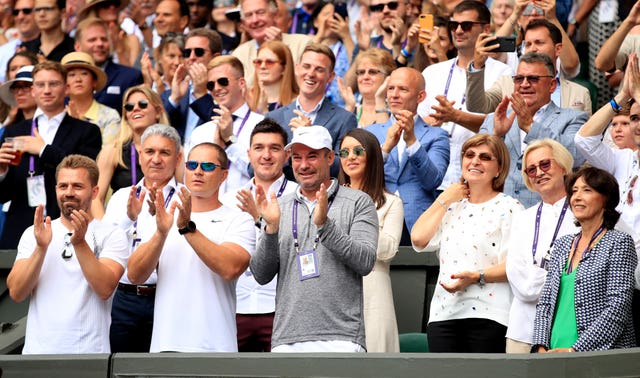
463;150;496;161
206;77;230;91
369;1;399;12
10;84;32;92
33;80;64;89
355;68;386;76
183;47;209;58
253;58;281;67
627;175;638;204
124;99;149;111
512;75;554;85
339;146;366;158
447;20;485;32
61;232;73;260
34;6;56;12
12;7;33;15
185;160;224;171
525;158;553;178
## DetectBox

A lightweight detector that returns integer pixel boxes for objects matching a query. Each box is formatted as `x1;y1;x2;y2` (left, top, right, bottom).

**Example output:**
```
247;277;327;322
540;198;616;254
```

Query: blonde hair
249;40;298;112
521;138;574;192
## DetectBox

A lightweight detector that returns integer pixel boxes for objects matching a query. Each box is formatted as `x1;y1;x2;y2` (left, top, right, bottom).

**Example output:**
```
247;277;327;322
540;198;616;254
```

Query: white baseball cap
285;125;333;151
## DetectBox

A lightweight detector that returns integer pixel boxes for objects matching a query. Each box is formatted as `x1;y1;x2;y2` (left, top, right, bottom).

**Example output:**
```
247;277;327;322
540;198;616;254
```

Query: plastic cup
5;137;24;166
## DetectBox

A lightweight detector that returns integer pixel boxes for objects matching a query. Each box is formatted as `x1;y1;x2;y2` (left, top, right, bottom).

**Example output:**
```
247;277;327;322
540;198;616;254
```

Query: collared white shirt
294;96;325;124
295;179;336;213
33;109;66;155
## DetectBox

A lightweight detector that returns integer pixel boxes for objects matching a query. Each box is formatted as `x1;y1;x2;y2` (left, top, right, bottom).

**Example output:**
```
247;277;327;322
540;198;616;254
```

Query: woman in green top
532;166;637;352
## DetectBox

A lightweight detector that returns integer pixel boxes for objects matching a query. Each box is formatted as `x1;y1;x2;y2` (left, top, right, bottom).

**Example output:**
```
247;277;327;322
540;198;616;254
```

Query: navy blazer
95;60;144;114
480;102;589;208
366;117;450;231
0;115;102;248
265;99;357;177
533;229;637;351
161;90;212;142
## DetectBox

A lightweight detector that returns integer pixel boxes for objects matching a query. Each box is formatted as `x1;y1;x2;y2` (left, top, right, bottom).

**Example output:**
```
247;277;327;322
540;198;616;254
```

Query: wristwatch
178;220;197;235
478;269;486;287
224;134;238;147
568;17;579;27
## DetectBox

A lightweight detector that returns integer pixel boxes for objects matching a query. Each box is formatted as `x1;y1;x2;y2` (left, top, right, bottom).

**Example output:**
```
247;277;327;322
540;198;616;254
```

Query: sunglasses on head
525;159;553;178
206;77;230;91
355;68;386;76
12;7;33;15
447;20;485;32
253;58;281;67
369;1;398;12
339;146;366;158
183;47;208;58
512;75;554;85
463;150;496;162
185;160;223;172
124;99;149;111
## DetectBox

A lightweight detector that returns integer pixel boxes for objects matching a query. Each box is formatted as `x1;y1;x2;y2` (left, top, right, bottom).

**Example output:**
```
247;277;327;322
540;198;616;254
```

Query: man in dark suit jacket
74;18;143;114
265;43;357;176
0;61;101;248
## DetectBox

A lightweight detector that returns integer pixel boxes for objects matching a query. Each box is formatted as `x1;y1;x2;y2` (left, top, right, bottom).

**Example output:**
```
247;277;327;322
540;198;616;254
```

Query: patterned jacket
533;229;637;351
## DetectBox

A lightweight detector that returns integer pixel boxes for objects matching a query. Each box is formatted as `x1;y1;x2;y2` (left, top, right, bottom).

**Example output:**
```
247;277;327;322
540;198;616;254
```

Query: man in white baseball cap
250;124;379;352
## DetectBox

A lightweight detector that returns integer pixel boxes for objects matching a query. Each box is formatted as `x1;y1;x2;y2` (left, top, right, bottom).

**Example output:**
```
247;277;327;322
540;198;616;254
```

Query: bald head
386;67;426;113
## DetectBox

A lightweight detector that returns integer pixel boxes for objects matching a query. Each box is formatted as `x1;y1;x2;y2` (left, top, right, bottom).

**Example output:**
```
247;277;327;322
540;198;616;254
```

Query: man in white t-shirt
7;155;128;354
128;142;256;352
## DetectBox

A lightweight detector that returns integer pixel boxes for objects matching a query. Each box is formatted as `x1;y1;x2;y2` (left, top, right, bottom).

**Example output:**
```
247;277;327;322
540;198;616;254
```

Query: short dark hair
186;28;223;55
56;0;66;10
56;154;99;186
338;129;387;209
301;43;335;72
519;52;556;76
451;0;491;24
250;118;288;146
189;142;229;169
566;166;620;230
525;19;562;45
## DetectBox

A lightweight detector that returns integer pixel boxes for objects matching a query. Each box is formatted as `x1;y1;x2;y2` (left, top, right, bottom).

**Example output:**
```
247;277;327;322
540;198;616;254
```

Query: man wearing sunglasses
188;55;264;194
128;141;255;352
250;125;376;352
233;0;312;88
364;0;406;58
7;155;129;354
0;0;40;83
417;1;512;200
21;0;75;62
162;28;222;144
479;52;588;208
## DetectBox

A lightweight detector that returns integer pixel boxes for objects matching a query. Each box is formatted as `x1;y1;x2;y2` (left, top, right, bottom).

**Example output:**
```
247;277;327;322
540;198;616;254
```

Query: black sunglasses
525;159;553;178
61;232;73;260
12;7;33;15
447;20;485;32
369;1;398;12
185;160;223;172
124;99;149;111
206;77;230;91
512;75;554;85
339;146;366;158
183;47;208;58
463;151;496;162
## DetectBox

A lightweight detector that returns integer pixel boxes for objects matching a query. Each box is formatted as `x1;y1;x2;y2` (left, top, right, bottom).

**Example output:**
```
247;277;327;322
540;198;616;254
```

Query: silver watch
478;269;486;287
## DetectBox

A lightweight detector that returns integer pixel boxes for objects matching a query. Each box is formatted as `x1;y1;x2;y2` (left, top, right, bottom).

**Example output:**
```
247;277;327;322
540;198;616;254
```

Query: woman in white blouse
505;139;577;353
338;128;402;352
411;133;523;353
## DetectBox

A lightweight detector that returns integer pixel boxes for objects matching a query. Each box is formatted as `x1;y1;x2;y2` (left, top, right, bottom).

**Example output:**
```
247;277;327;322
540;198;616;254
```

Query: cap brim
284;141;332;151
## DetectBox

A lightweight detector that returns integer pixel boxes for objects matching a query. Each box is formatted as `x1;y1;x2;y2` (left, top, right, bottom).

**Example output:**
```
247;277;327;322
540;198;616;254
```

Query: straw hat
61;51;108;92
0;65;33;107
78;0;130;21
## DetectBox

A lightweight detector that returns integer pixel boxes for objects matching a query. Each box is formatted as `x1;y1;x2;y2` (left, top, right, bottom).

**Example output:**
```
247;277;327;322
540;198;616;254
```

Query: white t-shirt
17;218;129;354
148;205;256;352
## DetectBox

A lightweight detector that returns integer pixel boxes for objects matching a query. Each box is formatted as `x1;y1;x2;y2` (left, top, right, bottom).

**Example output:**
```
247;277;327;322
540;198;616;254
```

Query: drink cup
5;137;24;166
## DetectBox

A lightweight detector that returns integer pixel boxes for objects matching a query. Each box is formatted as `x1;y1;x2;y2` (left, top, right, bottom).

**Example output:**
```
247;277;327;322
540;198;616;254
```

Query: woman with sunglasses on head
61;51;122;147
338;48;395;127
92;85;170;219
247;41;298;114
411;133;523;353
338;128;402;352
532;166;637;353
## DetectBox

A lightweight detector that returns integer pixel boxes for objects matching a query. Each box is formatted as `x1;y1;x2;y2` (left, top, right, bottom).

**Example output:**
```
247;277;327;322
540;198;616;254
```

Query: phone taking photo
419;14;434;44
486;36;517;53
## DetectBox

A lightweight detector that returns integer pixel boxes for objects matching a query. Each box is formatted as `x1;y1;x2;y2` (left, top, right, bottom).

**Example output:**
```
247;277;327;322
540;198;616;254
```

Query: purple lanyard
130;143;137;186
29;118;37;175
567;226;605;274
234;109;251;139
531;199;569;264
292;186;338;254
443;59;466;106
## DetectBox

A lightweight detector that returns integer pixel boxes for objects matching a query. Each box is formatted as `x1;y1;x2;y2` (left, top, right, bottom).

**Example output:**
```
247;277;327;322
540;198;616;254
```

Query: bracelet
400;47;413;59
610;98;622;113
375;108;388;114
436;198;447;210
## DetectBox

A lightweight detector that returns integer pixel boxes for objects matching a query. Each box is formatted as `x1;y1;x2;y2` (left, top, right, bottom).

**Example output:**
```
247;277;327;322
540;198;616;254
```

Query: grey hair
518;52;556;76
141;124;182;152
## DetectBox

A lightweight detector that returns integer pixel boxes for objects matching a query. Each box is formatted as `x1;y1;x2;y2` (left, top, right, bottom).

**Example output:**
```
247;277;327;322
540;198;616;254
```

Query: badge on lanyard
27;174;46;207
297;250;320;280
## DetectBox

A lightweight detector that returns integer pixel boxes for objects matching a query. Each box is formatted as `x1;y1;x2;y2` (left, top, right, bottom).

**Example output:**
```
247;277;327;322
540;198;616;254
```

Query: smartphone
419;14;434;44
487;36;517;53
334;1;348;20
225;7;241;22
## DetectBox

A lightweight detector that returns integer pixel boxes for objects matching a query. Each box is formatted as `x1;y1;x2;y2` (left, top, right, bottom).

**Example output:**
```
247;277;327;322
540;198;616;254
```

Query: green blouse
550;266;579;349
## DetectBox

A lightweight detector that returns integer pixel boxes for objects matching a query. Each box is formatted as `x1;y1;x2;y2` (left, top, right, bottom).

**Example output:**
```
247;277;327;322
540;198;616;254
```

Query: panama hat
61;51;108;92
0;65;33;107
